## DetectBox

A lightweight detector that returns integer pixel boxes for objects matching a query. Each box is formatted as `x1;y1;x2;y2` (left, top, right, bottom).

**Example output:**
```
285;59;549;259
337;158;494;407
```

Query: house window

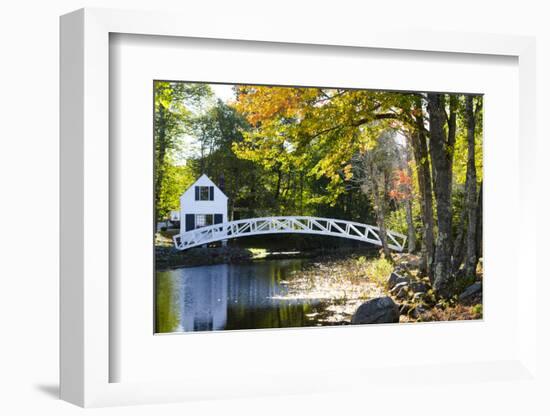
195;186;214;201
195;214;214;228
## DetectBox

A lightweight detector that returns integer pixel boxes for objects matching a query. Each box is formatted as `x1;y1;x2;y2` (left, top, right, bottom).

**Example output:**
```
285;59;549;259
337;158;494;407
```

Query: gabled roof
180;174;228;199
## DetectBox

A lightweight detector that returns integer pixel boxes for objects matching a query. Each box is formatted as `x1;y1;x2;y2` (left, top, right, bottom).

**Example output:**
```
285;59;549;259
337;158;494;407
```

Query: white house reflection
180;264;229;332
157;259;320;333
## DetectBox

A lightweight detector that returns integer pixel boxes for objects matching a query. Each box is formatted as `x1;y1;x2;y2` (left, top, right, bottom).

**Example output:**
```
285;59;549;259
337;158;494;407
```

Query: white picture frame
60;7;538;408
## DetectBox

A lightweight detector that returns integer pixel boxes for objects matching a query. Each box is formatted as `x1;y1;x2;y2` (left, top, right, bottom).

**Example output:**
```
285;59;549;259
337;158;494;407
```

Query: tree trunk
274;166;282;200
463;96;479;278
427;93;455;297
410;111;435;276
371;168;390;258
299;171;304;215
404;199;416;253
229;175;238;221
452;205;467;273
475;181;483;260
403;144;416;253
154;105;167;223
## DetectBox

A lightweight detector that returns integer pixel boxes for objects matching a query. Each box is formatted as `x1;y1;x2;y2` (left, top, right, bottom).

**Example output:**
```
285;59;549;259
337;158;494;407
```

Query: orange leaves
231;85;412;206
388;189;400;199
395;169;412;186
390;169;413;201
412;107;423;117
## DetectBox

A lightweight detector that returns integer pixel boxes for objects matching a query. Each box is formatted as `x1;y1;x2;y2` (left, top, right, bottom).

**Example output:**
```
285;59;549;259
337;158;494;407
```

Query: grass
360;256;394;287
248;248;268;259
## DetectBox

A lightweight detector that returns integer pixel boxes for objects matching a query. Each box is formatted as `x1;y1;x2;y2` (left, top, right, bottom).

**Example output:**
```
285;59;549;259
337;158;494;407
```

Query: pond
155;258;333;333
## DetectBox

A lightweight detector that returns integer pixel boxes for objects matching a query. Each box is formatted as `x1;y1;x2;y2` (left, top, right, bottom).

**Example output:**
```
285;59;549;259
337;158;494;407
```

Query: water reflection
180;264;229;332
156;259;319;333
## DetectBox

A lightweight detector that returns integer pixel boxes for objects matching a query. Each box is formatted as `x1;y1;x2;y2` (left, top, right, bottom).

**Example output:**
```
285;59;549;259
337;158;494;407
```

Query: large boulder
351;296;400;324
459;282;482;301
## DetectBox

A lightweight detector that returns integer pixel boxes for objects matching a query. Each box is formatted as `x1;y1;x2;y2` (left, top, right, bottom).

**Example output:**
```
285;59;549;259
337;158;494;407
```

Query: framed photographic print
60;7;539;408
153;79;481;335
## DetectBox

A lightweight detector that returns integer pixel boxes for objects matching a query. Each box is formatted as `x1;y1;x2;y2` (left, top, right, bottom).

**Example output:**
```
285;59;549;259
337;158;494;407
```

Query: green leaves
154;81;214;220
156;163;194;220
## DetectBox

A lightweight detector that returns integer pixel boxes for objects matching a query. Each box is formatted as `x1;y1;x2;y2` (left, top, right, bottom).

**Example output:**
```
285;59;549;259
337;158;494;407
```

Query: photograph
154;81;484;333
1;0;545;412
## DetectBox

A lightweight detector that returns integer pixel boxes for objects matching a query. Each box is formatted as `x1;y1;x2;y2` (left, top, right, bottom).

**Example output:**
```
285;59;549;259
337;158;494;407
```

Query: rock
459;282;482;301
391;281;409;292
391;281;410;300
393;265;407;274
351;297;400;324
409;305;427;319
398;303;413;316
409;281;429;294
435;301;446;310
405;256;421;268
388;276;430;301
387;272;411;290
411;292;426;302
393;253;422;269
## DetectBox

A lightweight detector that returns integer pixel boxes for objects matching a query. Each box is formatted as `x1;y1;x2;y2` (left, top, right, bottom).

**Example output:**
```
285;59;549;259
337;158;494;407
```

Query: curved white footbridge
173;216;407;252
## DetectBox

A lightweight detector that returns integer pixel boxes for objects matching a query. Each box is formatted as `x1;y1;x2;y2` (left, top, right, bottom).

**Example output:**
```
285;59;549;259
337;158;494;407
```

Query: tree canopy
154;81;483;298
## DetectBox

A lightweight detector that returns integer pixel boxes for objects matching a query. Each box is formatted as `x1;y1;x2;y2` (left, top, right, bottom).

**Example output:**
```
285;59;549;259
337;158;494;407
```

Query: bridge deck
173;216;406;252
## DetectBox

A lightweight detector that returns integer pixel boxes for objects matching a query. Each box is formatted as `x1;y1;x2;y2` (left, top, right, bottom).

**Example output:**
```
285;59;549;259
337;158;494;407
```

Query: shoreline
156;244;483;325
275;254;483;324
154;243;380;271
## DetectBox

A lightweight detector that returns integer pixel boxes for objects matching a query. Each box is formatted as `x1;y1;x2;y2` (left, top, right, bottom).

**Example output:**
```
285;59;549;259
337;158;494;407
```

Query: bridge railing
172;216;406;252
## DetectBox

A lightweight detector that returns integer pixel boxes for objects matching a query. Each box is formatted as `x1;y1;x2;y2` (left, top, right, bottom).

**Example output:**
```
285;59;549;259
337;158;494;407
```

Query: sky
177;82;407;163
176;83;235;165
210;83;235;103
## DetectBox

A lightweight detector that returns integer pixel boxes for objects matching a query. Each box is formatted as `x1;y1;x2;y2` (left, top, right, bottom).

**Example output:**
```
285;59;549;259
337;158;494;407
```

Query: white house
179;174;228;233
169;210;180;223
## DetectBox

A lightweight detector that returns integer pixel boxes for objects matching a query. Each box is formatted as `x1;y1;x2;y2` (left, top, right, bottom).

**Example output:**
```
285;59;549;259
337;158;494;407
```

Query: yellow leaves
358;138;377;154
154;81;173;110
235;85;320;127
231;85;412;206
343;163;353;180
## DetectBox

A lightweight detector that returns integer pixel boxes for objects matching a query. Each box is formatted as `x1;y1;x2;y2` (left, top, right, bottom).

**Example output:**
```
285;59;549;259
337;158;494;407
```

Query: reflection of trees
225;261;312;330
155;272;181;333
157;260;316;333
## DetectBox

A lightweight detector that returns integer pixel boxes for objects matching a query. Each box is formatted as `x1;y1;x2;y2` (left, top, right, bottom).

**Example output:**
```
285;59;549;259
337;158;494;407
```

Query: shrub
471;303;483;318
365;257;393;287
355;256;367;265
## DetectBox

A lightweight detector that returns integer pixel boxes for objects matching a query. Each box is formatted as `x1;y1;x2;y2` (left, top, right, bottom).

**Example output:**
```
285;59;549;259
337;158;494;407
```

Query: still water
155;259;326;333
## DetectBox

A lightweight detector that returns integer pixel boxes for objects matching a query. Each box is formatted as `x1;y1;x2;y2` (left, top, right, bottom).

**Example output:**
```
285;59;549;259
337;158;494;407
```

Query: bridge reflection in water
156;259;320;333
